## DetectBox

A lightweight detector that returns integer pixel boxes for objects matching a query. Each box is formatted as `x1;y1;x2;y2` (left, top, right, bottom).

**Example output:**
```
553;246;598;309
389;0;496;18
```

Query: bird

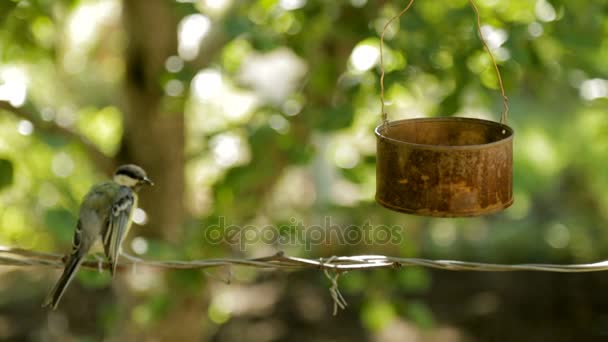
42;164;153;310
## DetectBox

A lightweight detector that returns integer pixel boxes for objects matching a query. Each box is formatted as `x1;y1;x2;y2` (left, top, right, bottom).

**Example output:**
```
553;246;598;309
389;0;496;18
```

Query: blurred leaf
224;16;253;38
0;158;14;190
404;300;435;330
144;294;172;323
361;299;397;332
314;105;355;132
397;267;430;292
78;268;112;289
208;301;231;325
167;269;205;294
143;239;179;259
77;106;123;155
40;133;69;149
341;271;367;293
44;208;77;244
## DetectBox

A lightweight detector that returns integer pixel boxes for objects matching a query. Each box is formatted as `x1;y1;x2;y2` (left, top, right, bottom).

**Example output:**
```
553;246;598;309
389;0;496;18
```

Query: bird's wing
102;186;134;275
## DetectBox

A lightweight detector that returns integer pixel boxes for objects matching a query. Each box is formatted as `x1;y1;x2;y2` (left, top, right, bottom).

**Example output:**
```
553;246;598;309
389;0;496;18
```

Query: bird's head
113;164;154;190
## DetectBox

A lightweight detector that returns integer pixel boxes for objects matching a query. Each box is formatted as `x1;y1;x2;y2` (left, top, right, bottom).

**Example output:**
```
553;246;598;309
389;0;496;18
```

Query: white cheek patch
113;174;139;187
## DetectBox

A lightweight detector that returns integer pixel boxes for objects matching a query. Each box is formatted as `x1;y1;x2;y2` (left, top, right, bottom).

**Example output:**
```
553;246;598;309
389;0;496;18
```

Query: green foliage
0;158;14;190
167;269;206;294
403;300;435;330
313;104;355;132
78;268;112;289
132;294;172;326
44;208;76;244
397;267;430;292
361;298;397;332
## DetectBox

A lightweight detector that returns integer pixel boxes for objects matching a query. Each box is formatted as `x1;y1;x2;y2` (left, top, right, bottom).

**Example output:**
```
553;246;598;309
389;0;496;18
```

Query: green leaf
361;299;397;332
224;16;253;38
341;271;367;293
77;268;112;289
314;105;355;132
397;267;430;292
405;300;435;330
0;158;14;190
45;208;77;243
167;269;205;293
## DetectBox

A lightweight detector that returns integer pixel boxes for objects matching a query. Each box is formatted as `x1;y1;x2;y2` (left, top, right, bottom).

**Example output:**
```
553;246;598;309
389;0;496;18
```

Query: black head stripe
115;166;146;181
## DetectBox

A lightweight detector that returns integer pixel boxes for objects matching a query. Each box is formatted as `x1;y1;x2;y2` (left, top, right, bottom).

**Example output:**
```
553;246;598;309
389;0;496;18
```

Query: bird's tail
42;253;83;310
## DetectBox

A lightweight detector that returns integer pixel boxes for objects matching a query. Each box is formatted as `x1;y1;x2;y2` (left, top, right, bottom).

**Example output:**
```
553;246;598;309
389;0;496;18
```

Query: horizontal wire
1;246;608;274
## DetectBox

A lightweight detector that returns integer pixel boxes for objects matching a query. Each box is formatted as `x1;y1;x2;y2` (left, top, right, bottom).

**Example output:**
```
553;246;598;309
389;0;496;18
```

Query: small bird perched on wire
42;164;153;310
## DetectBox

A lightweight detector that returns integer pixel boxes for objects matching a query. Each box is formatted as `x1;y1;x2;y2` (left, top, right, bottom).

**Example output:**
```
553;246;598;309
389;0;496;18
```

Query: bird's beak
142;177;154;186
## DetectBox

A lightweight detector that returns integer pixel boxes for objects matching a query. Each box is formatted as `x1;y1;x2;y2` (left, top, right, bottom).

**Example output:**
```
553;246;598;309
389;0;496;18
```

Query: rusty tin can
375;117;514;217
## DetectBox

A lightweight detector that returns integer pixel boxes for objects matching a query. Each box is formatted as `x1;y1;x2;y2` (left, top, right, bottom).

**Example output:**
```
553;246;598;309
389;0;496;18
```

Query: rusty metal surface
375;117;514;217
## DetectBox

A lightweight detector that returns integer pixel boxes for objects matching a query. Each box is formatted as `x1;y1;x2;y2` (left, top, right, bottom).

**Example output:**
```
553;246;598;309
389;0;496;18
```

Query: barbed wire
4;246;608;314
3;245;608;273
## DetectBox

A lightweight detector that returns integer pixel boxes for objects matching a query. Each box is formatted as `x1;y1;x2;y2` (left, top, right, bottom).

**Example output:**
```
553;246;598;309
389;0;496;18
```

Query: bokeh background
1;0;608;341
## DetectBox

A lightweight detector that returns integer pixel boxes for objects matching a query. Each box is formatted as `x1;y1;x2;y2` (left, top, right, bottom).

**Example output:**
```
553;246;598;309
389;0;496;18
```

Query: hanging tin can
375;117;513;216
374;0;514;216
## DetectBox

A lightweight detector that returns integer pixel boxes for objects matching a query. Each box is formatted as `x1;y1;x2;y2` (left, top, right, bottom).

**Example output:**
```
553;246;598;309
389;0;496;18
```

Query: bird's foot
93;253;106;273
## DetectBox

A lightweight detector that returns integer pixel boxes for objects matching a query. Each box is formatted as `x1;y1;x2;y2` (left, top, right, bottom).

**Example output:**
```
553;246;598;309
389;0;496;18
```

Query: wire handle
379;0;509;130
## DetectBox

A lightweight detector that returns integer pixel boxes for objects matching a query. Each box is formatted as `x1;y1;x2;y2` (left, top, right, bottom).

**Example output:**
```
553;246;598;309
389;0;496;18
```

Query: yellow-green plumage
94;181;137;274
42;164;151;310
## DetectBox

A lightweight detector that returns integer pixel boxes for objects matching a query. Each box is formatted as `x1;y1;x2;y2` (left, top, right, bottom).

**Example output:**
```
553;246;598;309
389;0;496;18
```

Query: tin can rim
375;117;514;151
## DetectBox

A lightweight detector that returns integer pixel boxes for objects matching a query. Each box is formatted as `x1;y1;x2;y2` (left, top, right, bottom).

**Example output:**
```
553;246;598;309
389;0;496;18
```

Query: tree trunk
121;0;184;241
120;1;205;341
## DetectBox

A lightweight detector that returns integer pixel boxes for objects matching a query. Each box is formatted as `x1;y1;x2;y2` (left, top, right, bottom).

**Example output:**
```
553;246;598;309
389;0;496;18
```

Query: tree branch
189;25;230;71
0;101;114;174
187;1;245;71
